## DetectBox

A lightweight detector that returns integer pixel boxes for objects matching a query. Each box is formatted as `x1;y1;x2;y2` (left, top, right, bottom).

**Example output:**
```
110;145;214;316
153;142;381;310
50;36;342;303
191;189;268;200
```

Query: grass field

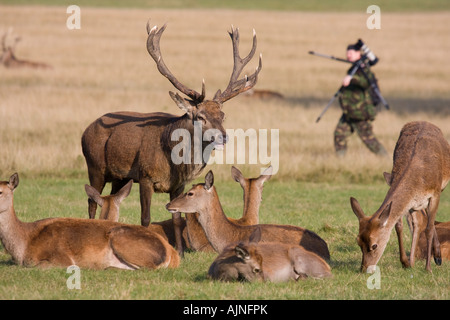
0;4;449;301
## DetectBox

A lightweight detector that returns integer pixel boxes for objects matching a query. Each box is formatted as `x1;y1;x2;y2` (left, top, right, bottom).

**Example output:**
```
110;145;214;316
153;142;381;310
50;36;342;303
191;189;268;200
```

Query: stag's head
350;197;393;272
146;22;262;151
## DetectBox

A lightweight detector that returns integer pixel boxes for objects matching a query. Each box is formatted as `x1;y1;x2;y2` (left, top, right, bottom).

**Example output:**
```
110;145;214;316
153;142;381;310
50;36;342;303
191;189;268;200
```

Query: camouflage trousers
334;114;387;157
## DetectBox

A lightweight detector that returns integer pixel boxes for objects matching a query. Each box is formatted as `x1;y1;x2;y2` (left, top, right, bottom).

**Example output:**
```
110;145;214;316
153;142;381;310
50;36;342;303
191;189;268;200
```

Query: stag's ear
204;170;214;190
8;173;19;190
235;246;250;261
383;172;392;186
169;91;195;117
350;197;366;221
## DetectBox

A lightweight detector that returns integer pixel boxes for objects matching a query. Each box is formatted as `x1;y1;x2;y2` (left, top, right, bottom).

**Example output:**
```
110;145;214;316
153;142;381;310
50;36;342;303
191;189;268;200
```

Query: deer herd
1;21;450;286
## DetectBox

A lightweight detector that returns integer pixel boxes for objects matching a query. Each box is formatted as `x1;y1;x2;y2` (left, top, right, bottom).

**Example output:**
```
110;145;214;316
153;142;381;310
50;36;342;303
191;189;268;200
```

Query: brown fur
87;166;271;253
81;23;261;257
208;228;332;282
0;173;179;270
351;121;450;272
166;171;330;261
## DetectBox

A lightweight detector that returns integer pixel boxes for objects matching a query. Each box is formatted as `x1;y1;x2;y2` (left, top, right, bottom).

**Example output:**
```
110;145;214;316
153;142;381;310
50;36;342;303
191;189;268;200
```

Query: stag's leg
139;178;153;227
395;218;410;268
87;174;106;219
409;212;420;267
425;196;441;272
170;186;185;258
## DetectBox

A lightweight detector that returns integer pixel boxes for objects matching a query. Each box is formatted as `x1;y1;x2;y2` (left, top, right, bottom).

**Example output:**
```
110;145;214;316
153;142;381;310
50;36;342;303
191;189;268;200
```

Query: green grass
1;176;449;300
2;0;450;11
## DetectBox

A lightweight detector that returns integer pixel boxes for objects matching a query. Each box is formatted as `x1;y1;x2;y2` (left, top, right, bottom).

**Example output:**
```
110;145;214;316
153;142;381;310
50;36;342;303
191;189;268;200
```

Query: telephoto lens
358;39;378;66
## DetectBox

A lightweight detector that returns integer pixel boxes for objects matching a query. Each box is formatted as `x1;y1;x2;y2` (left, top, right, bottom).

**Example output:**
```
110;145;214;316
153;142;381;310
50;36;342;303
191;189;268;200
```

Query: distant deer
243;88;284;100
166;170;330;260
1;28;52;69
208;228;332;282
350;121;450;272
0;173;179;270
82;22;262;256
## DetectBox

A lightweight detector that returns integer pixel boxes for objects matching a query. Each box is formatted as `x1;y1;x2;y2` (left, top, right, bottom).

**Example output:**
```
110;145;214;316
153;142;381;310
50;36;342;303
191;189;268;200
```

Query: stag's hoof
434;257;442;266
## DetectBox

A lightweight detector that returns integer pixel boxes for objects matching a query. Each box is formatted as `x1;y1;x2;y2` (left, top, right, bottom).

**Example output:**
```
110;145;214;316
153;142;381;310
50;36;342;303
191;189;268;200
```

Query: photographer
334;41;387;157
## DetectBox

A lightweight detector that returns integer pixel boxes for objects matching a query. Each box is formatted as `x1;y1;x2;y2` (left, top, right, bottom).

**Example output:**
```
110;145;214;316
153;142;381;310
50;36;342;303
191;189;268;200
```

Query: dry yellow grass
1;6;449;182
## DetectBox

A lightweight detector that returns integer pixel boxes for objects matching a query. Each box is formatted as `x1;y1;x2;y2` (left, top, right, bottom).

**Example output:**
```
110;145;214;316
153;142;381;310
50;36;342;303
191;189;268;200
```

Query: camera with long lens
355;39;378;66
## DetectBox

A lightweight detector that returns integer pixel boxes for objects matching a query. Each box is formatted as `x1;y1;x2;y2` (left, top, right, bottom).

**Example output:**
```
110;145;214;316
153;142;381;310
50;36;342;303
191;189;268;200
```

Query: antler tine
146;21;205;103
214;28;262;103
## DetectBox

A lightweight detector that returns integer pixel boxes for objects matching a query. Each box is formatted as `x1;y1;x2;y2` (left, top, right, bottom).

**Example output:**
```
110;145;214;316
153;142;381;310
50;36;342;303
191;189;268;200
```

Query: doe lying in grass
0;173;179;270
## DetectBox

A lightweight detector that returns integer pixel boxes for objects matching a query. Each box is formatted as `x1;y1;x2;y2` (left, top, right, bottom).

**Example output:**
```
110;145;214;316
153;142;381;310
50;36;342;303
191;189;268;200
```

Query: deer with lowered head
0;173;179;270
81;22;262;257
1;28;52;69
208;227;332;282
351;121;450;272
166;170;330;261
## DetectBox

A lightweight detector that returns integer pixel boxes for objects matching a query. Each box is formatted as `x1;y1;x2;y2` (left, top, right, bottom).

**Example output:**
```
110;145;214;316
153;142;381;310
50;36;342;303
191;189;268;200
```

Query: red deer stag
0;173;179;270
166;171;330;261
1;28;52;69
208;228;332;282
351;121;450;272
81;22;262;256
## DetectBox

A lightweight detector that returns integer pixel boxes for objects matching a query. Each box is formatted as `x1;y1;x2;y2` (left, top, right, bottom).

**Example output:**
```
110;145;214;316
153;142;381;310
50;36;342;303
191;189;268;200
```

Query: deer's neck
0;206;29;265
197;188;243;253
163;115;208;182
241;184;261;225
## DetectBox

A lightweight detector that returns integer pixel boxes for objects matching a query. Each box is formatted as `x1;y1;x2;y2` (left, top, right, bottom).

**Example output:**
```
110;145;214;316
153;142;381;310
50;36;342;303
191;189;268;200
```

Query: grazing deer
82;22;262;256
208;228;332;282
166;171;330;260
0;173;179;270
1;28;52;69
351;121;450;272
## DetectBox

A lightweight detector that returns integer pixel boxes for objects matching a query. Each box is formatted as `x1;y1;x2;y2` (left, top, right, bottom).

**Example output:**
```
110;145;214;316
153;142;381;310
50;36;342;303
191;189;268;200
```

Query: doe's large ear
231;166;244;184
114;180;133;204
248;226;262;244
204;170;214;190
8;173;19;190
350;197;366;221
377;202;392;227
169;91;195;117
85;185;104;207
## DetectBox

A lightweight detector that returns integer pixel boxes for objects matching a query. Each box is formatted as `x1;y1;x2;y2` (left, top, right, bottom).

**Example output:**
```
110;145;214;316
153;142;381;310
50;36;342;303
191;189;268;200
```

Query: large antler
146;21;205;103
213;26;262;104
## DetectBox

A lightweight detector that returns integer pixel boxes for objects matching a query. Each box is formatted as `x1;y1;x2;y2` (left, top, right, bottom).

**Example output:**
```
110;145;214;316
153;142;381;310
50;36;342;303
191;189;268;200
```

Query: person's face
346;49;361;62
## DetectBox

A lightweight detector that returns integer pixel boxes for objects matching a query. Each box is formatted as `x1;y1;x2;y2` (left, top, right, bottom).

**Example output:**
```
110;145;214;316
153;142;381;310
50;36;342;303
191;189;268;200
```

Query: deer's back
391;121;450;191
257;224;330;261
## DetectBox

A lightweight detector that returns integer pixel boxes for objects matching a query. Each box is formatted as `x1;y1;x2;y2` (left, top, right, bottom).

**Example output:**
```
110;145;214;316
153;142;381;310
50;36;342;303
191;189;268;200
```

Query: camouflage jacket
339;65;378;121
